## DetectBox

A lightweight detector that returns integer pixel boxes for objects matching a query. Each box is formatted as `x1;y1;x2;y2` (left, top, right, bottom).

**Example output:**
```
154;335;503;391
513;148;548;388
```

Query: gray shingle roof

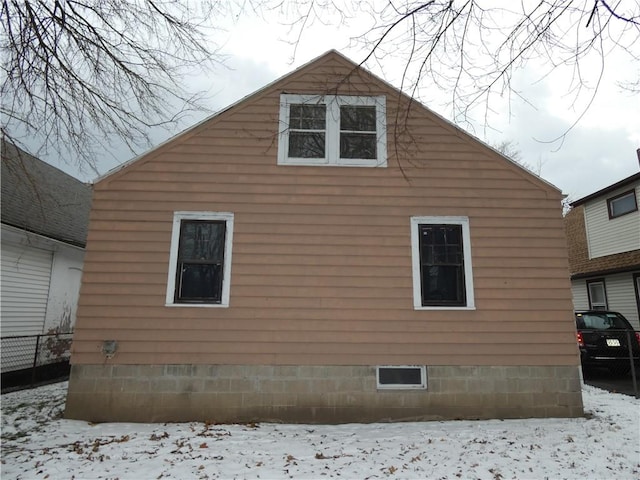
1;140;92;247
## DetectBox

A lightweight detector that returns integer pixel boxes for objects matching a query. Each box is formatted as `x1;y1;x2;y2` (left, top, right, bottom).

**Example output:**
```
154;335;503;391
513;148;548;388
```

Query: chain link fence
1;333;73;388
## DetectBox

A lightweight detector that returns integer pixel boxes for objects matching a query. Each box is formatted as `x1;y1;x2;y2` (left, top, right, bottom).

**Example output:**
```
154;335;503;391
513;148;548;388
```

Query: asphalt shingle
1;141;92;247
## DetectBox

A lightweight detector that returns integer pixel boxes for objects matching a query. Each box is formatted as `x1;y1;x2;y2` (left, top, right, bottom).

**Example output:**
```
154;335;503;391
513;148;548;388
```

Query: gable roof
96;50;562;196
1;140;92;248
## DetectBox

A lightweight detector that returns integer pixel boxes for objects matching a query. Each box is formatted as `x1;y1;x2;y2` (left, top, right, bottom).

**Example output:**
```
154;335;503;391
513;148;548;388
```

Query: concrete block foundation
65;364;584;423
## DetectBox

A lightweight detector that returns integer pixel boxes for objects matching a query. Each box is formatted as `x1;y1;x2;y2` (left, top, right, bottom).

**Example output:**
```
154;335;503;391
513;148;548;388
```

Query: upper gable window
278;94;387;167
607;189;637;219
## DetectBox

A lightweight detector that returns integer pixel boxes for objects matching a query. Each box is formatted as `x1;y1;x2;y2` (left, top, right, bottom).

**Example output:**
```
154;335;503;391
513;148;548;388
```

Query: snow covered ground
1;382;638;479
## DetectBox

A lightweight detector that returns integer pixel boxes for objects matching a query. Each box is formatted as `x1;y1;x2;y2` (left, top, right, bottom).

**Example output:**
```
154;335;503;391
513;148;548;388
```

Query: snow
1;382;638;479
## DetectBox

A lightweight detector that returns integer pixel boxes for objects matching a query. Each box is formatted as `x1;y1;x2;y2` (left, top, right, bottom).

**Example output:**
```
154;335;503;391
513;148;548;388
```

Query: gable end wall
66;52;582;422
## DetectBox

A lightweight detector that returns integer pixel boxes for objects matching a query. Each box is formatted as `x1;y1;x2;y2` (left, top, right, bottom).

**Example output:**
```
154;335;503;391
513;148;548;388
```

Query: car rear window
575;312;631;330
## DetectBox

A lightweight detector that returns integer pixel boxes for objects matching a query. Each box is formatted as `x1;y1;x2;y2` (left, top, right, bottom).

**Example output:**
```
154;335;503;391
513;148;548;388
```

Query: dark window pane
290;104;326;129
446;246;462;263
289;132;325;158
609;192;637;217
421;265;464;304
176;220;226;303
340;106;376;131
419;224;465;306
432;227;446;245
378;367;423;385
178;263;222;301
340;133;376;159
179;221;225;262
444;225;460;244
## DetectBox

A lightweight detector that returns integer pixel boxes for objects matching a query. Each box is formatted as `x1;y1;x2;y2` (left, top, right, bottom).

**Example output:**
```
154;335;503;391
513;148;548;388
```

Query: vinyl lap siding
571;281;589;311
1;242;53;335
605;273;640;329
73;56;576;367
571;274;639;329
584;184;640;259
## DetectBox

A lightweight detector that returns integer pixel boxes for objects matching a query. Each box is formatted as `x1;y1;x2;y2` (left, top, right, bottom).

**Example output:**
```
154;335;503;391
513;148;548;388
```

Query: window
575;312;629;330
377;366;427;390
586;279;607;310
166;212;234;307
411;216;475;310
278;94;387;167
607;189;637;219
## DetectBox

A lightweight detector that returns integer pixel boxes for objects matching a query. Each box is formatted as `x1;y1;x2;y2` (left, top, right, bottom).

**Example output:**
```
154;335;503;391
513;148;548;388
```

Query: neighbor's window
607;189;637;219
377;366;427;390
410;216;475;310
278;94;387;167
166;212;234;307
586;279;607;310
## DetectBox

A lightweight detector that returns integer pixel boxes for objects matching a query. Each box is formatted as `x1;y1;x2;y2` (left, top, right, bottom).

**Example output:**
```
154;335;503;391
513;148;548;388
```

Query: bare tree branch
270;0;638;133
1;0;231;172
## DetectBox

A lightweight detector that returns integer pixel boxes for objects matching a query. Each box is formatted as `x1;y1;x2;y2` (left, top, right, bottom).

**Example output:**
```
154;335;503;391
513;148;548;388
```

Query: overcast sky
41;3;640;201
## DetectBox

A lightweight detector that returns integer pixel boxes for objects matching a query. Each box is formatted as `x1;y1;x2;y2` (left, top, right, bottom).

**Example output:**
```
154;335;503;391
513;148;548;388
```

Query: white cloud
471;66;640;199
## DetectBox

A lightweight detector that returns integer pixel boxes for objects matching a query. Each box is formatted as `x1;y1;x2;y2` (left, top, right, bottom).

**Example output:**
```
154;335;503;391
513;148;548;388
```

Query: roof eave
571;172;640;207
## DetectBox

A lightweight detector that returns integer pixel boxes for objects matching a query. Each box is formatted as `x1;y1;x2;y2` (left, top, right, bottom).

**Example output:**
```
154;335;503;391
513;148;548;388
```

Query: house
565;170;640;328
1;140;92;372
65;50;583;423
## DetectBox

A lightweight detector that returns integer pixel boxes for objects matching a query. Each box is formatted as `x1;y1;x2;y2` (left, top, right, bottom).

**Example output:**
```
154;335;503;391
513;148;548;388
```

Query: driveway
582;366;640;398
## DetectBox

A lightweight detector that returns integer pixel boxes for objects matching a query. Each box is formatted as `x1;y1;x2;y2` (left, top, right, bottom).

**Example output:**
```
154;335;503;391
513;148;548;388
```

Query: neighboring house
65;50;583;423
1;141;92;372
565;171;640;329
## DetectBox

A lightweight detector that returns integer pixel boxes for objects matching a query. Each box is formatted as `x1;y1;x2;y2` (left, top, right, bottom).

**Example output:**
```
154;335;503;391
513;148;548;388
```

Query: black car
575;310;640;374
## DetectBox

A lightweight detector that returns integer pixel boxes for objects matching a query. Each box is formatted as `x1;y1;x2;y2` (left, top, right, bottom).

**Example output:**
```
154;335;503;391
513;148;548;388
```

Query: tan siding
73;52;576;368
73;310;574;331
69;352;575;367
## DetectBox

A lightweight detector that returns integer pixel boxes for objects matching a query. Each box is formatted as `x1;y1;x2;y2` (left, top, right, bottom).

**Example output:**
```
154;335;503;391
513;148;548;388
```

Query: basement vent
376;366;427;390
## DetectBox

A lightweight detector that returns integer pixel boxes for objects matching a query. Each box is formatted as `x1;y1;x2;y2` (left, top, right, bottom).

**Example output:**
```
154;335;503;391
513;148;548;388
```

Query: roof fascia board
571;264;640;280
96;49;563;196
327;51;563;196
94;50;346;185
571;172;640;207
1;222;86;251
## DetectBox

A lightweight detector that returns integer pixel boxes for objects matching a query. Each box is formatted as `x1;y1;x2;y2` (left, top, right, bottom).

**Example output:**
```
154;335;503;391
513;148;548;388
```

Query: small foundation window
376;366;427;390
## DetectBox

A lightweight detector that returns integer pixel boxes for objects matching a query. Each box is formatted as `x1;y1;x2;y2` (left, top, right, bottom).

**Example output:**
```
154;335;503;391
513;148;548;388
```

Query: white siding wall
571;274;640;330
605;272;640;329
1;240;53;336
583;183;640;259
571;281;589;311
44;247;85;334
1;225;85;372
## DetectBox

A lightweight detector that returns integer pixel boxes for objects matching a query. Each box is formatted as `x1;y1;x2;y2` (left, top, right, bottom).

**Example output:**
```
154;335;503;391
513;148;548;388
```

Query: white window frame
376;365;427;390
410;216;475;310
277;94;387;167
586;279;608;310
165;211;234;308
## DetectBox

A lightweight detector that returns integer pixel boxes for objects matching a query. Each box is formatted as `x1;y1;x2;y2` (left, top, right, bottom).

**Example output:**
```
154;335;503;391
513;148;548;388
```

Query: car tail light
635;332;640;347
576;331;584;347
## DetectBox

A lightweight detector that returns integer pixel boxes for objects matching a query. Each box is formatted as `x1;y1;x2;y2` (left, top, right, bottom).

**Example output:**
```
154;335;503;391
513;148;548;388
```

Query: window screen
175;220;226;303
418;224;466;306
